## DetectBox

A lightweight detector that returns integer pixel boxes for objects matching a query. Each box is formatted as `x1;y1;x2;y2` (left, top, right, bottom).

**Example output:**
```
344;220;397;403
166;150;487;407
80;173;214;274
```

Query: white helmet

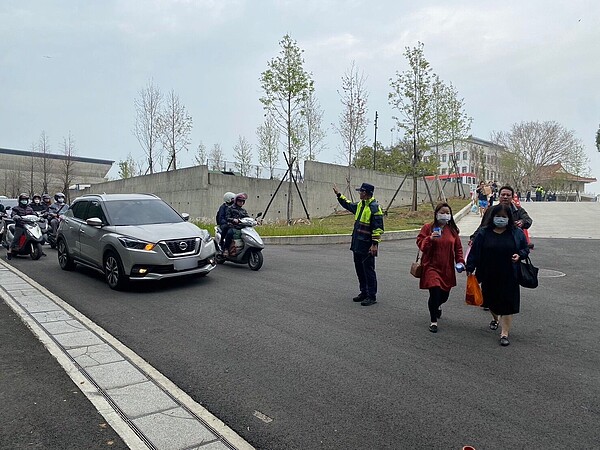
223;192;236;204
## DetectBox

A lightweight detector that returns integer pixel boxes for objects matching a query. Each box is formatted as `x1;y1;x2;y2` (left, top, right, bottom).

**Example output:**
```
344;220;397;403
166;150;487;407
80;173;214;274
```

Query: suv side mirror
181;213;190;222
86;217;103;227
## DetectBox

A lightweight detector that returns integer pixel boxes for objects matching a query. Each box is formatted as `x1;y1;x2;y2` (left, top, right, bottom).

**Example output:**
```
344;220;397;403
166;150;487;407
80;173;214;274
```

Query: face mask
493;217;509;227
20;200;28;205
436;213;451;223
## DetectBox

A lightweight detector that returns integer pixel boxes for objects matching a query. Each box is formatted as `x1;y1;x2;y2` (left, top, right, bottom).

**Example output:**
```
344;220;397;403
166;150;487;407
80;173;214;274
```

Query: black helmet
32;193;42;200
54;192;65;202
18;193;30;202
42;193;51;202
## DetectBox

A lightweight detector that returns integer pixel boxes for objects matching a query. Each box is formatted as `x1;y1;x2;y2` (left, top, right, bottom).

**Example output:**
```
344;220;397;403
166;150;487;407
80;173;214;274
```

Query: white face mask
436;213;451;223
493;216;509;227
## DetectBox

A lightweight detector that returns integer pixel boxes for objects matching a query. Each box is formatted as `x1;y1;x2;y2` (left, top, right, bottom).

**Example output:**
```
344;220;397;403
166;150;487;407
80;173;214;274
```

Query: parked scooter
214;214;264;270
1;213;45;260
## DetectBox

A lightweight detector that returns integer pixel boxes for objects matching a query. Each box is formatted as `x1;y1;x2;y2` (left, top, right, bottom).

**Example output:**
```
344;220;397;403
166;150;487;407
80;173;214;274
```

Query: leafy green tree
389;42;433;210
118;153;139;179
260;34;314;222
354;141;437;176
444;82;472;196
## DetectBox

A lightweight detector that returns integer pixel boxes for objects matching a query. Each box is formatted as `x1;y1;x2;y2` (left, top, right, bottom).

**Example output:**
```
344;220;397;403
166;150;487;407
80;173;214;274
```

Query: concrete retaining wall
83;161;457;221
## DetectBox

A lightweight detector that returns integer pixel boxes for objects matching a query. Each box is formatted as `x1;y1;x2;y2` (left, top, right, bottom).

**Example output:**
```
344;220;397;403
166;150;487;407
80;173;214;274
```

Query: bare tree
194;141;207;165
29;142;37;195
59;132;77;202
233;135;253;176
39;130;53;194
134;80;163;174
304;91;326;161
256;117;280;179
208;143;224;171
493;120;590;188
159;89;193;171
334;61;369;168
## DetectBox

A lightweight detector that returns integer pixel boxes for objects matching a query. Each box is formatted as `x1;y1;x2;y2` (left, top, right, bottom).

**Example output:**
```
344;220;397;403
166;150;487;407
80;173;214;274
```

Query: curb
262;202;473;245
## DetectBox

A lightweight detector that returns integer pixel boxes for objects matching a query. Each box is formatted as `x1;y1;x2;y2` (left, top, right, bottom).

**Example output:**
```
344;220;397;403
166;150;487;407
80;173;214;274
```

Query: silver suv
56;193;216;289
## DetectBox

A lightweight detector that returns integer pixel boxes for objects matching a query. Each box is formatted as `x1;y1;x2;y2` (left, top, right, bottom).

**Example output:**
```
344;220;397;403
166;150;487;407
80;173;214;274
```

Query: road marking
253;410;274;423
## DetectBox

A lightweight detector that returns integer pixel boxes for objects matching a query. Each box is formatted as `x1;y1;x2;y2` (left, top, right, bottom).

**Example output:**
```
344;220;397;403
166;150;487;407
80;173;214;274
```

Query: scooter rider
222;193;249;257
216;192;236;251
30;194;46;213
41;193;52;211
48;192;69;236
7;193;35;260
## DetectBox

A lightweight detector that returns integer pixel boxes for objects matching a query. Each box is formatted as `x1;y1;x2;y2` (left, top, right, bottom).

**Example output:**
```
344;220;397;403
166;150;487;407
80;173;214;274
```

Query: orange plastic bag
465;274;483;306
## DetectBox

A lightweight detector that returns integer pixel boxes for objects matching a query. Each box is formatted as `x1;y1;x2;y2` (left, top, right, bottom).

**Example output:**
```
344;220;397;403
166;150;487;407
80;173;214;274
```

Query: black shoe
429;324;438;333
500;336;510;346
360;297;377;306
6;253;11;260
353;293;367;302
437;308;442;319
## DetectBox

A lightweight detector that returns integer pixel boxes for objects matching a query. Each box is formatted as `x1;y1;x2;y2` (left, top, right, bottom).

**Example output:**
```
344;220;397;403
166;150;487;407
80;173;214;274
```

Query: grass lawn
195;197;471;237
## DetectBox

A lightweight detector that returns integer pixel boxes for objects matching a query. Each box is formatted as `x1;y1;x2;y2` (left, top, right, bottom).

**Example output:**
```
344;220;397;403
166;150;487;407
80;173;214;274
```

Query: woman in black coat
466;204;529;346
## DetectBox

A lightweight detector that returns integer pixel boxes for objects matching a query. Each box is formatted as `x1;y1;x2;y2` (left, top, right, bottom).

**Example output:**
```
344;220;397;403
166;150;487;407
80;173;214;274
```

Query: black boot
353;293;367;302
361;297;377;306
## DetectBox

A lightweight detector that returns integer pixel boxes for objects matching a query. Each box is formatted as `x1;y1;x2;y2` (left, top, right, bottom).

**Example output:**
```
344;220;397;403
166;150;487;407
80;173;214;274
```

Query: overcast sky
2;0;599;193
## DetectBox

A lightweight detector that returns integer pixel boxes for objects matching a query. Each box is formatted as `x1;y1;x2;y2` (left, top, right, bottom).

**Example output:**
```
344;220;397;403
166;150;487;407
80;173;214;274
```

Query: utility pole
372;111;378;170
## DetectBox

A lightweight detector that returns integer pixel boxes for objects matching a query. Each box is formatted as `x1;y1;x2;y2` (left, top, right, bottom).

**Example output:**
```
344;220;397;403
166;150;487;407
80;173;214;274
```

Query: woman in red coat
416;202;465;333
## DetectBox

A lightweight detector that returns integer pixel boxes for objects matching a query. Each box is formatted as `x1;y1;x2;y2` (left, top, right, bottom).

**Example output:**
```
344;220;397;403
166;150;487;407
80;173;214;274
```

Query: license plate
174;258;198;271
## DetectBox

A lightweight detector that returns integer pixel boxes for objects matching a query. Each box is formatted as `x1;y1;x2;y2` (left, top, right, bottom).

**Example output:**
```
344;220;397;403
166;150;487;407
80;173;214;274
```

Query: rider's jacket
216;202;231;227
49;202;69;216
11;204;35;228
225;204;249;224
30;202;47;213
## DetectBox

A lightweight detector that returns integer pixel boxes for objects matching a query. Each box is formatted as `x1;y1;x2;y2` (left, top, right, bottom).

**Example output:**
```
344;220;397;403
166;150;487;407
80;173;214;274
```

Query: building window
462;166;467;173
463;151;468;160
441;168;447;175
441;154;447;162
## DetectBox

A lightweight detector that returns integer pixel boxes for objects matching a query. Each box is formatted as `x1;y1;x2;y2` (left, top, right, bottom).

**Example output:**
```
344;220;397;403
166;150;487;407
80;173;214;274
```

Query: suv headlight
118;237;156;251
199;229;212;243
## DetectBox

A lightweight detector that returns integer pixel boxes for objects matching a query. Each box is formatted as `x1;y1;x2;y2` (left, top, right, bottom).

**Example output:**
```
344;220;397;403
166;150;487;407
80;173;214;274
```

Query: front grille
160;238;199;257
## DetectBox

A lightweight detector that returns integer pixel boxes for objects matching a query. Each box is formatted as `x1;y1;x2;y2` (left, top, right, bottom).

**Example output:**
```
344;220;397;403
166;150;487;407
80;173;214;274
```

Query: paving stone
41;319;87;335
13;296;61;313
85;360;148;390
190;441;231;450
68;344;124;368
133;407;218;450
52;329;104;349
106;381;178;418
31;310;73;323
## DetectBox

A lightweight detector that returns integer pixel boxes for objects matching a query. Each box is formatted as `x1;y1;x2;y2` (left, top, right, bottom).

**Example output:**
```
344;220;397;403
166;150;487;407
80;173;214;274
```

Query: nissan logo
178;241;188;251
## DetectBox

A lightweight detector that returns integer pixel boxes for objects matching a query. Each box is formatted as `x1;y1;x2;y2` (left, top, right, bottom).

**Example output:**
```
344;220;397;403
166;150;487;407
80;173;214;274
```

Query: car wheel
248;250;263;271
104;250;128;290
57;239;75;270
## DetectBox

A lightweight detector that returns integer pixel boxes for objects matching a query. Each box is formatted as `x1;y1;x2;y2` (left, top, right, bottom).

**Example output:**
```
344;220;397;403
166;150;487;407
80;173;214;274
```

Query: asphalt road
5;232;599;449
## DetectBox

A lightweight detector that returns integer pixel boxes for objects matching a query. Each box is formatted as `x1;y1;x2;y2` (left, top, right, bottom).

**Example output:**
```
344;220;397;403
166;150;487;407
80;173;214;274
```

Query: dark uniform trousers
353;252;377;299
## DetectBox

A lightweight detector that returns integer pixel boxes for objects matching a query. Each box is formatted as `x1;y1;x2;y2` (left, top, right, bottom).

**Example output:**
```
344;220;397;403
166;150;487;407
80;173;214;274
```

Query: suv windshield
103;199;184;226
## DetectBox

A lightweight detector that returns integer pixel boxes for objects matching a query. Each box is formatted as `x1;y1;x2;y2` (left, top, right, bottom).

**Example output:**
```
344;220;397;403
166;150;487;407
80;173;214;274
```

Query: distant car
56;193;217;289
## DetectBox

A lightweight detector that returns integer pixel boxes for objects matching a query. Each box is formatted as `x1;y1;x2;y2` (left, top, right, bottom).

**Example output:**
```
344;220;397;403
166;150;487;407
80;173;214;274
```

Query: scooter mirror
256;212;262;218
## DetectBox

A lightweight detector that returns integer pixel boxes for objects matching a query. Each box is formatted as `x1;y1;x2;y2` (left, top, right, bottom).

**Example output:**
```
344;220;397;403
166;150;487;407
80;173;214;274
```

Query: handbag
518;256;539;289
465;274;483;306
410;250;422;278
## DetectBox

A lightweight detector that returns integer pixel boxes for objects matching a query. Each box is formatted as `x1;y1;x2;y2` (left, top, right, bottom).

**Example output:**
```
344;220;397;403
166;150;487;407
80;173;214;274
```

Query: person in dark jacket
333;182;384;306
30;194;46;213
7;193;35;260
216;192;236;251
470;185;532;242
466;203;530;346
222;193;249;256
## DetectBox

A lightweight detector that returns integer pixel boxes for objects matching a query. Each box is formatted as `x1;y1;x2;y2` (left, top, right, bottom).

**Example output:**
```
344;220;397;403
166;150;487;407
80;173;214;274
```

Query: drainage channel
0;264;253;450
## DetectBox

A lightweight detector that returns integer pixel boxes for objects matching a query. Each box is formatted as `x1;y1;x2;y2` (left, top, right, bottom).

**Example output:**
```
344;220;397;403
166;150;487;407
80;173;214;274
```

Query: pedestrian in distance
416;203;465;333
465;204;530;346
333;182;384;306
476;181;489;217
